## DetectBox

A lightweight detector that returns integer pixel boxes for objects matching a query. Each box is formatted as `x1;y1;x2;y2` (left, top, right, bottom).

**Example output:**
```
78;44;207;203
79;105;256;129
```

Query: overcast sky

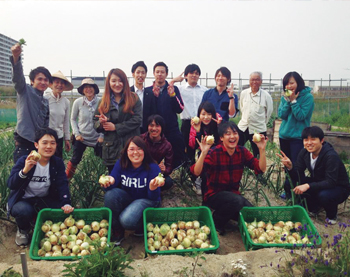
2;0;350;86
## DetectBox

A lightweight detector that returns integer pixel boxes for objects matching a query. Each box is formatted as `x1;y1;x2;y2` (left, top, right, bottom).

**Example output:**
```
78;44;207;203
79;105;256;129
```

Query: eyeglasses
127;148;143;153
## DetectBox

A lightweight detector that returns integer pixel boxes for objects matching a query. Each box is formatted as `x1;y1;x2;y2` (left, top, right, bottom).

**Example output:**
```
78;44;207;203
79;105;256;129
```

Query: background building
0;33;19;87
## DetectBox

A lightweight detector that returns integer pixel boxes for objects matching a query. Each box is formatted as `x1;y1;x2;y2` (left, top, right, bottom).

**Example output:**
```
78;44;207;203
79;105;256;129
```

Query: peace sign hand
227;83;235;97
276;150;293;170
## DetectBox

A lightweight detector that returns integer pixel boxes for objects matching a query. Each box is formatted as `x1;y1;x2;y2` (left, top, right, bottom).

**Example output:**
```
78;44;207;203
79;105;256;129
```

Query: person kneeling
190;121;267;235
277;126;350;225
7;128;74;246
100;136;165;246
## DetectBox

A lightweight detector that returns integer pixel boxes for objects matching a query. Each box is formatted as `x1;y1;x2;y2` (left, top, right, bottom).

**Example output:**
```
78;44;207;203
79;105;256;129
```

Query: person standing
130;61;157;133
45;71;73;158
237;71;273;157
147;62;185;169
10;43;52;163
66;78;104;179
170;64;208;161
94;68;142;173
201;67;237;122
278;71;314;198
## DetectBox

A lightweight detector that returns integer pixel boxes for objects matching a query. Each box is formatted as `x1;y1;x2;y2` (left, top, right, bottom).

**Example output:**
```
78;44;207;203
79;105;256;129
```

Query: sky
2;0;350;86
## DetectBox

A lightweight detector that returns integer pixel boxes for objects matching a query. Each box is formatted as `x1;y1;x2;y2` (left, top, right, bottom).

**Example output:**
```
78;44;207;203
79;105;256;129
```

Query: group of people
7;41;350;247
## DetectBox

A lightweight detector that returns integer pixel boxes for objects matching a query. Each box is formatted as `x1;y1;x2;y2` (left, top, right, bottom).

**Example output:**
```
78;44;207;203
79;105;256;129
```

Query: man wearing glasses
237;72;273;157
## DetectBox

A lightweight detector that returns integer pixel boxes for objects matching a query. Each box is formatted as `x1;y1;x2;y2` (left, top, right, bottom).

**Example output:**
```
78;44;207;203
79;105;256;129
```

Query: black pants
237;128;266;158
205;191;253;229
13;142;36;163
165;130;186;169
54;137;64;159
181;119;195;161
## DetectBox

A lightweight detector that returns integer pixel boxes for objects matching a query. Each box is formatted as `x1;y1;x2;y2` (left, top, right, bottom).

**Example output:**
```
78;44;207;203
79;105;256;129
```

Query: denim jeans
298;178;350;219
205;191;253;229
104;188;160;231
11;197;61;230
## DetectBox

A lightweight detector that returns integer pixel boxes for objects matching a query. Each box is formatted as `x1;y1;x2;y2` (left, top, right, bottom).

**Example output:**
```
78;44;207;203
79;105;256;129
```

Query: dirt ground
1;179;349;276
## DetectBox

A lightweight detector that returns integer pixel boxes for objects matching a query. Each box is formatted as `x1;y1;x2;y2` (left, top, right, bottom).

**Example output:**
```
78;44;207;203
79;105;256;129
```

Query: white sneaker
326;218;337;225
15;228;29;246
194;177;202;195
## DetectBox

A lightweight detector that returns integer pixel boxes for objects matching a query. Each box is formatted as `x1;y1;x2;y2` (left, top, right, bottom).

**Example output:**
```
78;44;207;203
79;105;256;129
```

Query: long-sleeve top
178;83;207;120
289;142;350;192
106;160;161;202
10;56;49;143
7;155;71;217
71;97;103;147
190;144;262;202
140;132;173;176
93;94;142;166
146;81;184;136
45;92;70;140
278;87;314;140
238;88;273;134
201;88;237;121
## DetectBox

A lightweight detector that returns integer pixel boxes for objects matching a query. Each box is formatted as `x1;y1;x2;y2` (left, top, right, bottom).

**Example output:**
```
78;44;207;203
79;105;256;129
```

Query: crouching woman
100;136;164;246
7;128;74;246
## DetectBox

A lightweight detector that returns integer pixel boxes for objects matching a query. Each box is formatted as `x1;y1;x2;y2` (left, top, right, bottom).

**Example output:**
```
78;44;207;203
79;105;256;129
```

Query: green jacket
278;87;314;140
94;94;142;165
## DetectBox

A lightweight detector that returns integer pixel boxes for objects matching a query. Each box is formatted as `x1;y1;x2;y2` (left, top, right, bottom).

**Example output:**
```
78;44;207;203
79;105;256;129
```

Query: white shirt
23;162;51;199
238;88;273;134
178;82;208;120
134;86;144;104
310;153;318;170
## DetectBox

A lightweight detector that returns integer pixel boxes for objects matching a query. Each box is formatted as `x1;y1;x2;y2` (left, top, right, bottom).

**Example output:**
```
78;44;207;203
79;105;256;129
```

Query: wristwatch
229;96;234;99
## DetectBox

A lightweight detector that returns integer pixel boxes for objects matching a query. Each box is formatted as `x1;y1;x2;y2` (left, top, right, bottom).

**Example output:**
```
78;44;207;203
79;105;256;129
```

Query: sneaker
326;217;337;225
112;230;125;246
15;228;29;246
194;177;202;196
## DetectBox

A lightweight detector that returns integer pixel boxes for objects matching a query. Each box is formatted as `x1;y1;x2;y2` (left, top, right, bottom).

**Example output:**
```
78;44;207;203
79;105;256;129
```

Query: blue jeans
11;197;61;230
104;188;160;231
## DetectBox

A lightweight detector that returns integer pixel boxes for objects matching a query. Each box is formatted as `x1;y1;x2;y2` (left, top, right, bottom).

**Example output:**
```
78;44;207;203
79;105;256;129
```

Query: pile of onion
146;221;215;251
37;216;109;257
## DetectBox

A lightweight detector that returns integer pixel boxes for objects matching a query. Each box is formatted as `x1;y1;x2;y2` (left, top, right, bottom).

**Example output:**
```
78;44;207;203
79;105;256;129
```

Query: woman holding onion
99;136;164;246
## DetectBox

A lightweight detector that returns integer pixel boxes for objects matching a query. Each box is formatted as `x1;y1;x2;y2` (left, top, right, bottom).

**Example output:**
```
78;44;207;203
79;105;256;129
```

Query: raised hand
227;83;235;97
167;84;175;97
276;150;293;170
23;153;37;174
153;83;160;97
11;43;22;64
253;134;268;150
95;114;108;124
196;135;211;153
191;117;201;132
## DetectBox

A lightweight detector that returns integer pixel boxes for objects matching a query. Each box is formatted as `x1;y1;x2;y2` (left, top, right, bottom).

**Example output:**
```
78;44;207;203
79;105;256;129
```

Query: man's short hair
250;71;263;80
131;61;147;74
215;67;231;86
29;67;52;83
35;128;59;143
218;121;239;137
301;126;324;141
184;64;201;81
153;62;168;74
147;114;165;135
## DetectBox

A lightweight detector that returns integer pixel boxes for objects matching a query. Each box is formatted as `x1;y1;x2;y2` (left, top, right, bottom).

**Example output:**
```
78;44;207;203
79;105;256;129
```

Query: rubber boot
66;161;77;180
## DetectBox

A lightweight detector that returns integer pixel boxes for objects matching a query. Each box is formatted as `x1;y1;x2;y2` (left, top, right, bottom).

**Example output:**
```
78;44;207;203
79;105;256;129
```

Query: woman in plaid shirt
190;121;267;235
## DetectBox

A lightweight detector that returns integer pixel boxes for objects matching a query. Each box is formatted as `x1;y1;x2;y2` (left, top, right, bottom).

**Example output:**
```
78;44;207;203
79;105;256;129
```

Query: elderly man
237;72;273;157
10;43;52;163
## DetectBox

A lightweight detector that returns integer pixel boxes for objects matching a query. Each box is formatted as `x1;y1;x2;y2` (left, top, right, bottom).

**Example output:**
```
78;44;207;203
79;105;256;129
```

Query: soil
1;170;349;277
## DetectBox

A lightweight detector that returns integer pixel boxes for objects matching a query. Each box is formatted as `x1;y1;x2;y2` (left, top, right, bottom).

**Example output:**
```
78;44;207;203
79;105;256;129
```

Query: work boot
15;228;30;246
65;161;77;180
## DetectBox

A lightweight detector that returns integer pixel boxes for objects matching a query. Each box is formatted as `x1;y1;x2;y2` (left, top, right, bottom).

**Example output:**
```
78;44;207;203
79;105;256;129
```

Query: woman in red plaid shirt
190;121;267;235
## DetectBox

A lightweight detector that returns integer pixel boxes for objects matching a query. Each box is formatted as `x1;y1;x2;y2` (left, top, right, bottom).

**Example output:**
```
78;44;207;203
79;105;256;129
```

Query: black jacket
130;85;157;133
290;142;350;192
7;155;71;217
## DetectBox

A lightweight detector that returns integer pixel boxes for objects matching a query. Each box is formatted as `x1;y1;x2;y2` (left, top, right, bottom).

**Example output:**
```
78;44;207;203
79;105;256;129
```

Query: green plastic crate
143;206;219;255
239;206;322;251
29;208;112;260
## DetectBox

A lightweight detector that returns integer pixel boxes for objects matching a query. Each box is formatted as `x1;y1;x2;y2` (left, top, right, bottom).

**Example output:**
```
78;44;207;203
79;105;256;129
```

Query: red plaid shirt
190;144;262;202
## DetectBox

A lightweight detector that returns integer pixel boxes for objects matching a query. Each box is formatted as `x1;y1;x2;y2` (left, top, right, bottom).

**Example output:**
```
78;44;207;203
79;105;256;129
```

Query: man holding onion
7;128;74;246
191;121;267;235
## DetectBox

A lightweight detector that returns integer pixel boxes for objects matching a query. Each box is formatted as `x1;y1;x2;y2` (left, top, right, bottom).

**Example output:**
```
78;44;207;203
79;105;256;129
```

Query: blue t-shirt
201;88;238;121
106;160;161;201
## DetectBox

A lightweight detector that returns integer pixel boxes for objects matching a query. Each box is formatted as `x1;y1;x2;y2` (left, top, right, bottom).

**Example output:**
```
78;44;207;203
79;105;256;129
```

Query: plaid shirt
191;144;262;202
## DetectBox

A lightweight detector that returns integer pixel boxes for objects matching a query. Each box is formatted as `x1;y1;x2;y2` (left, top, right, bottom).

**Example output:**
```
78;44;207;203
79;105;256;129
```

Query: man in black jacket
130;61;157;133
277;126;350;224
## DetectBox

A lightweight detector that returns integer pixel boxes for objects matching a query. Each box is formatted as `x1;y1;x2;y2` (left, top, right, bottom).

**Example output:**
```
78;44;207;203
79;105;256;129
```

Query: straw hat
50;71;74;91
77;78;100;95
